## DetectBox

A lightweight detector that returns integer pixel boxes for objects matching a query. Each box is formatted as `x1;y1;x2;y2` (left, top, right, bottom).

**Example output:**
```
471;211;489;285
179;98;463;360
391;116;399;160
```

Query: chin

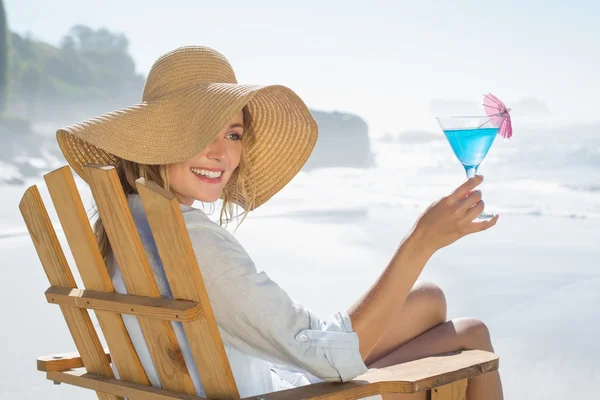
193;193;222;203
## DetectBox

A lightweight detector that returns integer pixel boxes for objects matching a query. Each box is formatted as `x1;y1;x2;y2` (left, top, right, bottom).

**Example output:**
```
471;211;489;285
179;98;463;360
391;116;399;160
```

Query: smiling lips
190;167;224;184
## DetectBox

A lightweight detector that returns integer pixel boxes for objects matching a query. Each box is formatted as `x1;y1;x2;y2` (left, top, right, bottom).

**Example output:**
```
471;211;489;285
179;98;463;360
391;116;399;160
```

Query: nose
205;136;227;162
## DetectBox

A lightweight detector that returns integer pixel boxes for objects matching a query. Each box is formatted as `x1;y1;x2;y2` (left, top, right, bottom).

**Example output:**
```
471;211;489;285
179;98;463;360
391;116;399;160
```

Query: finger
459;189;482;209
463;199;485;221
466;214;499;234
450;175;484;202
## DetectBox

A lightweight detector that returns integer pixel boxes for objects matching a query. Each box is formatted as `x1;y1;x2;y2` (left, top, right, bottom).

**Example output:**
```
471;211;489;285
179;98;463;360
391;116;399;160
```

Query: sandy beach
1;182;598;399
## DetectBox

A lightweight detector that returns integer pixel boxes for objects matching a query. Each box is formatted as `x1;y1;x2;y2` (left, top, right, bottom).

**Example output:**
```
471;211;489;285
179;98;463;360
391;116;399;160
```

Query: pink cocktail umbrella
483;93;512;139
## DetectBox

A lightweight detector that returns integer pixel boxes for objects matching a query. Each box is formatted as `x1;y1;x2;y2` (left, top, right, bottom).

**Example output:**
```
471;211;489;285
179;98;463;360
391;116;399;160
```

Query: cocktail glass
436;115;499;220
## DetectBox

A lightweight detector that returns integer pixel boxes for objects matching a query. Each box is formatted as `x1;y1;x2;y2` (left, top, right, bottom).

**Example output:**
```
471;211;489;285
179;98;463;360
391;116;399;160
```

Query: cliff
306;110;375;170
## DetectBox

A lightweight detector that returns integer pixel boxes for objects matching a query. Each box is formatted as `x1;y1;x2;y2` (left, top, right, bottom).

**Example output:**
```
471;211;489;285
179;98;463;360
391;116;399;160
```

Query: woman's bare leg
359;281;445;400
364;281;448;366
357;282;502;400
371;318;503;400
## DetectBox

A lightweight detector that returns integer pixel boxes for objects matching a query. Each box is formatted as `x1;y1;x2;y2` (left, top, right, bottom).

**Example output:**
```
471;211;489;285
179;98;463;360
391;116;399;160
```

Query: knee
410;281;447;323
453;317;494;352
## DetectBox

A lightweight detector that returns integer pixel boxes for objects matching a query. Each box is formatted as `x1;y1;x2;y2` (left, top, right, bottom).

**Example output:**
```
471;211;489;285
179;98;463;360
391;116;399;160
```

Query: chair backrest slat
19;185;122;400
44;166;150;385
137;178;239;399
84;165;196;395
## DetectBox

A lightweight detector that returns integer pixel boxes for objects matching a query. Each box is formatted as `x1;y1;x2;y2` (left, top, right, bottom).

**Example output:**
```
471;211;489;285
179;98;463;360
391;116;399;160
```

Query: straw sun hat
56;46;318;210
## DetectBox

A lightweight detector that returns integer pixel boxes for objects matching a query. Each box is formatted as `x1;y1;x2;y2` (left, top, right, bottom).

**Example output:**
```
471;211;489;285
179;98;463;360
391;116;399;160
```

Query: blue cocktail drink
436;116;500;220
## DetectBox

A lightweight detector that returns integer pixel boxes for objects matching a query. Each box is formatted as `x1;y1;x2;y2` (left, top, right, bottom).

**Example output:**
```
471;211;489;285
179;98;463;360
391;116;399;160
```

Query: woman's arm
348;226;434;359
348;175;498;360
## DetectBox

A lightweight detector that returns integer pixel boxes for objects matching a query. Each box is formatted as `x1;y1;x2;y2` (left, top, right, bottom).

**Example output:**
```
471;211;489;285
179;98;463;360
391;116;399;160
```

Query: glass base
475;211;495;220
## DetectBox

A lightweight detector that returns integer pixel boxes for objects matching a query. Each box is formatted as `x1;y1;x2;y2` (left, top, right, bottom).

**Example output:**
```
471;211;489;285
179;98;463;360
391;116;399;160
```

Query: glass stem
465;166;478;179
465;166;485;206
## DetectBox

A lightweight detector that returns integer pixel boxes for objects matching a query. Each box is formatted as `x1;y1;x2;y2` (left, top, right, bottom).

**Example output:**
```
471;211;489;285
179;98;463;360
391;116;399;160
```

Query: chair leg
430;378;468;400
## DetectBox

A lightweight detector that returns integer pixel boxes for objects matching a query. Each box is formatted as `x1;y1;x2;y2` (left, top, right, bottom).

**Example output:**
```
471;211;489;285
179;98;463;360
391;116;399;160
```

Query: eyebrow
229;123;244;130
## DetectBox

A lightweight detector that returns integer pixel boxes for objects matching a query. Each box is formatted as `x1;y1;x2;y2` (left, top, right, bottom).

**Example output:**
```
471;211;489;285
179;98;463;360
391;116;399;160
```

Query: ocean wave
476;206;600;220
0;229;32;240
564;184;600;193
287;167;600;221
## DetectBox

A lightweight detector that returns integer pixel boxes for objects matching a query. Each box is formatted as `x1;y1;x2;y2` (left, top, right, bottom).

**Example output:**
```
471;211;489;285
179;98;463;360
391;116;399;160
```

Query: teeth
191;168;223;178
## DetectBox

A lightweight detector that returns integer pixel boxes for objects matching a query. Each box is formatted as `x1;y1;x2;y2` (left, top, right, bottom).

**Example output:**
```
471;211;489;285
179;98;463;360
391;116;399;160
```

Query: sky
4;0;600;135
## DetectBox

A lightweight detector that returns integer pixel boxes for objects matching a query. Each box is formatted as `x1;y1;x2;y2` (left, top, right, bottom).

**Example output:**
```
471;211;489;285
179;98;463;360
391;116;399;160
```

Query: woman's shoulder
181;206;222;232
180;205;242;248
180;205;257;273
179;204;213;224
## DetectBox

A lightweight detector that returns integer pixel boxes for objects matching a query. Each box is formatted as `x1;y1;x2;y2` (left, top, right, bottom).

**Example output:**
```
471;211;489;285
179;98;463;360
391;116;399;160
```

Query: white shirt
108;194;371;398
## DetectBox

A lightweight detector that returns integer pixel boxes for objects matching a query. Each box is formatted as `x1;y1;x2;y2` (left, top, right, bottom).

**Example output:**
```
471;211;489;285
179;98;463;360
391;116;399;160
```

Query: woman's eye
227;133;243;141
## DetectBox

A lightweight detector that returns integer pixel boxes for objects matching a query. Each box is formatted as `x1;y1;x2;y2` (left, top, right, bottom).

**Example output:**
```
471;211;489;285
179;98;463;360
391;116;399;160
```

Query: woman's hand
411;175;499;254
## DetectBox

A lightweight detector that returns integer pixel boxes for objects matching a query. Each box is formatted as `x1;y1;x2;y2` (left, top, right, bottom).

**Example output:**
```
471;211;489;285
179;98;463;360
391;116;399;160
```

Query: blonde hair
93;106;256;264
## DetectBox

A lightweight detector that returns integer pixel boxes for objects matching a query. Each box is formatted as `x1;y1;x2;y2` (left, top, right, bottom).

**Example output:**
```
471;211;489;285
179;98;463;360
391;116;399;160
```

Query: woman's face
167;111;244;205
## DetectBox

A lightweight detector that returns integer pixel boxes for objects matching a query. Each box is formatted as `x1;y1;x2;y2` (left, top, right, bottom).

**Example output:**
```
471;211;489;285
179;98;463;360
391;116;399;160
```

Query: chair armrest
42;349;498;400
38;349;111;372
243;350;499;399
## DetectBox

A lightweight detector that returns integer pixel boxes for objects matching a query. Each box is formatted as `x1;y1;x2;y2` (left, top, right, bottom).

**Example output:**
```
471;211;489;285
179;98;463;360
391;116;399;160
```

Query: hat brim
57;83;318;210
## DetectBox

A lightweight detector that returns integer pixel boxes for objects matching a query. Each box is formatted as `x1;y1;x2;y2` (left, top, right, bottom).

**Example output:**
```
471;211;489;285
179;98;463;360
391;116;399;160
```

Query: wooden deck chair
19;164;499;400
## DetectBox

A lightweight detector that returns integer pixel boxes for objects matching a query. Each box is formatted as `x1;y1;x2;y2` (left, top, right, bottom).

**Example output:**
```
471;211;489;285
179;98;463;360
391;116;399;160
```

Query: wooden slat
243;350;498;400
48;370;205;400
44;166;150;385
431;379;468;400
38;350;111;372
356;350;499;392
50;350;496;400
46;286;203;321
356;349;497;391
19;185;121;400
136;178;239;400
85;165;195;395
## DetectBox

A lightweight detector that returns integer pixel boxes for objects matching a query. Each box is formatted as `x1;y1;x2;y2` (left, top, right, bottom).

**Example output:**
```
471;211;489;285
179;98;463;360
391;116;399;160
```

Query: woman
56;46;503;399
